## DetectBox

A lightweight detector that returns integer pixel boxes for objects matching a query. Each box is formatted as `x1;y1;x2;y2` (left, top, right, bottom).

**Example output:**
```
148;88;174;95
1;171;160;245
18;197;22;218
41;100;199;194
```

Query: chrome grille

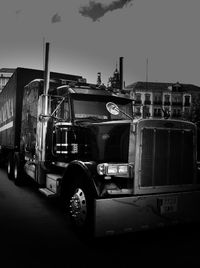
140;127;194;187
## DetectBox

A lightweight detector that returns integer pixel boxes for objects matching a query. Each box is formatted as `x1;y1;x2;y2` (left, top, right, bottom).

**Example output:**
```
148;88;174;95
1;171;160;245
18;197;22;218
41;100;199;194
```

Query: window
73;98;133;121
143;105;150;117
172;108;182;117
184;95;190;106
50;96;70;121
184;108;190;114
172;94;182;104
153;94;162;104
153;108;162;117
144;94;151;105
145;94;150;101
135;93;141;104
135;106;141;116
164;94;170;103
177;109;181;117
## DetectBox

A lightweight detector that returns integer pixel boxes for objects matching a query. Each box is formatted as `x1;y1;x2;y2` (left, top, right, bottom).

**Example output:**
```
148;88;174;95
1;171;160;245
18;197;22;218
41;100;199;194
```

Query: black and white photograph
0;0;200;267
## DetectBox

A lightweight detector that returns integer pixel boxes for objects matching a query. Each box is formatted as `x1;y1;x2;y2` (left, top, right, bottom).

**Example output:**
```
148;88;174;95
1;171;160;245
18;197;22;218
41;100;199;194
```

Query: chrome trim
55;122;72;126
56;143;69;146
52;162;69;168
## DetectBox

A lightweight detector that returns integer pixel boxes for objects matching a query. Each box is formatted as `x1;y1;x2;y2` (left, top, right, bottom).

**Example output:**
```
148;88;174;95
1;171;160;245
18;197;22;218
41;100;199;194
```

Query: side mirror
106;102;120;115
106;102;133;120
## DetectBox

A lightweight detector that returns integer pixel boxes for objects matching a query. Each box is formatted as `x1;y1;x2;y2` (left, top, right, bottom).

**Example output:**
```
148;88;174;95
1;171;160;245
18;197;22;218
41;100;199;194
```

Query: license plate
158;196;178;215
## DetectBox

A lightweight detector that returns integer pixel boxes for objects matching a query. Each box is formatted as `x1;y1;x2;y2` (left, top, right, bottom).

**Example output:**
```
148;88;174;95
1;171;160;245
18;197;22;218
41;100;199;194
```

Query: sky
0;0;200;87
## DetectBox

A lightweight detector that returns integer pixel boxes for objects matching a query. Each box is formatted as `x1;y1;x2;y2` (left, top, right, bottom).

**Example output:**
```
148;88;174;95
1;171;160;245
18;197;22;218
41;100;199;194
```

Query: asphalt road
0;168;199;268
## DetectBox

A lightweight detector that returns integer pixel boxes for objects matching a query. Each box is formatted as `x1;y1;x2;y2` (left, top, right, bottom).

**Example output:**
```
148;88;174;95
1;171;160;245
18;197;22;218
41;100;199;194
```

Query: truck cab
11;78;200;236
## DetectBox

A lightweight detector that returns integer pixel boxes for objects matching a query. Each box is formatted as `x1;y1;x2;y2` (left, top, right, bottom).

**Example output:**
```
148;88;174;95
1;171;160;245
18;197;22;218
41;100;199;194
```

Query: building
0;68;15;92
125;81;200;120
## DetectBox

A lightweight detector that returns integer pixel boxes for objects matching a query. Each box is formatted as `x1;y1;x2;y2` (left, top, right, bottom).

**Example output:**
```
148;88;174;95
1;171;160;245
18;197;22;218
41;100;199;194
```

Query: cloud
51;13;62;23
15;10;22;15
79;0;134;21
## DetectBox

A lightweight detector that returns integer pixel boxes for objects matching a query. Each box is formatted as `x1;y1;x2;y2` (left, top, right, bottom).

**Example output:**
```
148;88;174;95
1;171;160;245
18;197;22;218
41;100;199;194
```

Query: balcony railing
164;101;171;106
184;102;190;107
135;100;142;105
153;101;162;105
153;113;162;117
135;112;142;116
144;100;151;105
171;102;183;106
172;114;182;118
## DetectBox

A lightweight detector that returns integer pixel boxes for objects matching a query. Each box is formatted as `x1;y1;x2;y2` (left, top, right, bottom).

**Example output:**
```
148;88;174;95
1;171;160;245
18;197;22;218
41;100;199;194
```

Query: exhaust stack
43;42;50;115
40;42;51;163
119;57;124;91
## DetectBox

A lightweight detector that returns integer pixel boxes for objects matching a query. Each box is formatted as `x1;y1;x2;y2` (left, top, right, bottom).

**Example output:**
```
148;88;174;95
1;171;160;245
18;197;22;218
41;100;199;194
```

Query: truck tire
65;177;95;237
13;153;24;185
7;153;14;180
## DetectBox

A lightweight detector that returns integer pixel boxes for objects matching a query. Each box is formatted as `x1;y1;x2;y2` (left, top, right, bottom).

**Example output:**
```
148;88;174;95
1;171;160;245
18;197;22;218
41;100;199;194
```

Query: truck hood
84;120;131;163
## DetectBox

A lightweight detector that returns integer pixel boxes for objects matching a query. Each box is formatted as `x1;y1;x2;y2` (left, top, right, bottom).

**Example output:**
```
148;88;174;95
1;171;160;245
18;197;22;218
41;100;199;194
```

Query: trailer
0;67;82;163
0;67;200;237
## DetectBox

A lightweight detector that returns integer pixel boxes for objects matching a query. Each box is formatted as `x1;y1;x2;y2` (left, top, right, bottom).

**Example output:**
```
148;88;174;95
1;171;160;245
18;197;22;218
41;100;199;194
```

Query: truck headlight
97;163;131;177
118;165;128;175
107;165;118;175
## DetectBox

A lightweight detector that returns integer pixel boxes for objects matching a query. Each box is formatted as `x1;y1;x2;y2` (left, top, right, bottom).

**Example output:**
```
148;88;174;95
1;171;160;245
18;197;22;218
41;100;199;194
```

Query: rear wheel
13;153;24;185
7;153;14;180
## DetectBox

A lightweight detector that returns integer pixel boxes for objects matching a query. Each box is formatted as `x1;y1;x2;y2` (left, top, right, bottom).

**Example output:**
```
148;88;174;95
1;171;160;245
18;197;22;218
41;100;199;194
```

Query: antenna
146;57;148;90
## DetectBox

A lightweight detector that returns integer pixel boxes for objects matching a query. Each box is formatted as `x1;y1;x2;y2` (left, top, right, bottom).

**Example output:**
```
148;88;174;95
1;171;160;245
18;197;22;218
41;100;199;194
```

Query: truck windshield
73;98;133;121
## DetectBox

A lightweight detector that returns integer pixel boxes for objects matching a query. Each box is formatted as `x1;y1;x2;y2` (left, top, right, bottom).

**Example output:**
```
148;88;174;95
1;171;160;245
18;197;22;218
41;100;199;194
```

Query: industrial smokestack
97;72;101;86
119;57;124;91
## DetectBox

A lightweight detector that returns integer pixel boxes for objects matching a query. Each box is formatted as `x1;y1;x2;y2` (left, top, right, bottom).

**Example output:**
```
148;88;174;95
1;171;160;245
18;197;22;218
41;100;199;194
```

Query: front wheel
65;178;95;237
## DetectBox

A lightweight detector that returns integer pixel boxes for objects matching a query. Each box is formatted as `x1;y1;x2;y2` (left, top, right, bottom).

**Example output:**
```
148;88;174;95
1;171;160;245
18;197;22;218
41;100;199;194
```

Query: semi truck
0;67;200;237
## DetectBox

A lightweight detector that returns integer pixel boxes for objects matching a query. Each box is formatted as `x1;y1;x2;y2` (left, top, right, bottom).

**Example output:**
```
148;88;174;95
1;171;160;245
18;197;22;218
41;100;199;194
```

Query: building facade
125;81;200;120
0;68;15;92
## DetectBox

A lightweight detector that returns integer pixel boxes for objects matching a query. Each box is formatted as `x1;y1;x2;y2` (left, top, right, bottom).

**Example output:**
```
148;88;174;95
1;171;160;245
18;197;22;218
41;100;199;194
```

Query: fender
62;160;100;197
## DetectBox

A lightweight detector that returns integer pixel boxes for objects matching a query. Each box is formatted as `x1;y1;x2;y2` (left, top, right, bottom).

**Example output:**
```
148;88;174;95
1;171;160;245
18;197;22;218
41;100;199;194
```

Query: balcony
172;114;182;118
171;102;183;106
135;112;142;117
153;101;162;105
135;100;142;105
144;100;151;105
164;101;171;106
184;102;190;107
153;114;162;118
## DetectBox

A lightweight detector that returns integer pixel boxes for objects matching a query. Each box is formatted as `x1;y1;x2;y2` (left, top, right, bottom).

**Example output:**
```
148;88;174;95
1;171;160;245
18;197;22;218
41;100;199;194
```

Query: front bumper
94;190;200;237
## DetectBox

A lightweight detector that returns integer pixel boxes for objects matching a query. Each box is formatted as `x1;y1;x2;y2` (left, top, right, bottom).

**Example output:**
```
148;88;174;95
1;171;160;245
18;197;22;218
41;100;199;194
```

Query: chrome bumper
94;190;200;237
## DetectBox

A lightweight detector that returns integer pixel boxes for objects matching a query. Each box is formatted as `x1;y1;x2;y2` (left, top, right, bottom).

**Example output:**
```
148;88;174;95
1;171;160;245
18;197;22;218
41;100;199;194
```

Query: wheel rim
7;160;11;175
14;162;18;180
69;188;87;226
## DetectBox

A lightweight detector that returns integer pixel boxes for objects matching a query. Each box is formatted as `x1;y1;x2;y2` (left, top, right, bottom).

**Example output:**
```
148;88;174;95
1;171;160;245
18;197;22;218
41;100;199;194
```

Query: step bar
39;173;61;197
39;188;56;197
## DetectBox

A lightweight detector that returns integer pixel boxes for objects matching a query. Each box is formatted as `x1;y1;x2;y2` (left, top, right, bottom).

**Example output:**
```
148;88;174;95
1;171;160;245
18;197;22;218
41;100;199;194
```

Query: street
0;167;199;268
